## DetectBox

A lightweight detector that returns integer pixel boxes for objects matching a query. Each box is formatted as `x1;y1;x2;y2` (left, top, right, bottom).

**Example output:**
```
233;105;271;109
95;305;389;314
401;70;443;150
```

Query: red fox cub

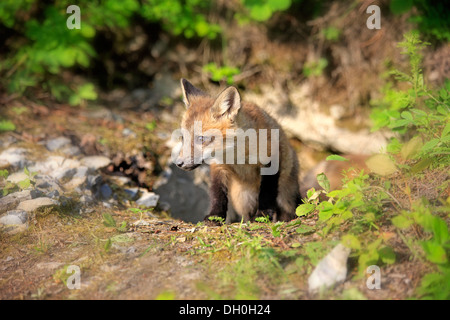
174;79;301;223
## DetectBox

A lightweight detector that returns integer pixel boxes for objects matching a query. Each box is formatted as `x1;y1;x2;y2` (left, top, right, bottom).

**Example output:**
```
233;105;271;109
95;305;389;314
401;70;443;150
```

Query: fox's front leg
204;166;228;224
255;170;280;221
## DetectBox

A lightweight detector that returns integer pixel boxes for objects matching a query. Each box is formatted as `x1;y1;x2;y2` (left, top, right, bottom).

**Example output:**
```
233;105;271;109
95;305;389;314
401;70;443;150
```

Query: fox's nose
175;159;184;168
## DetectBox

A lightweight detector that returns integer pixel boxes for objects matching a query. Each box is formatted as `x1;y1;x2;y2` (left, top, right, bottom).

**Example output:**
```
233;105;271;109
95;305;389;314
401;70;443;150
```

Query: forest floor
0;97;441;300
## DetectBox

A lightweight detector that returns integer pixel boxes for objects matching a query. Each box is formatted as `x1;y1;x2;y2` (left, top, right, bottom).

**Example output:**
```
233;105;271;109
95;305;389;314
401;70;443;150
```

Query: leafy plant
203;62;241;84
370;31;449;168
240;0;292;22
0;119;16;132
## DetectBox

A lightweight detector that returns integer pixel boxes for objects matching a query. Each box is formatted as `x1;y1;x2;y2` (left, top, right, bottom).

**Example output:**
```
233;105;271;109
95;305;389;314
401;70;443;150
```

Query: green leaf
365;154;397;176
0;169;8;179
104;238;112;252
250;4;272;22
102;213;116;228
326;154;349;162
316;173;330;193
421;138;440;153
17;178;31;189
421;241;447;264
411;157;432;173
0;119;16;132
401;111;413;121
268;0;291;11
318;208;333;221
295;203;315;217
431;218;449;245
378;246;396;264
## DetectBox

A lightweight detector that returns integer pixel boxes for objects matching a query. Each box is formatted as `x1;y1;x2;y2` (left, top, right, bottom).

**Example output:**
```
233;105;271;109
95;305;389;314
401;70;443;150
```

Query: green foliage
0;119;16;132
240;0;292;22
370;31;449;168
298;33;449;297
393;199;450;299
203;63;241;84
322;26;341;41
141;0;221;39
303;58;328;78
389;0;450;41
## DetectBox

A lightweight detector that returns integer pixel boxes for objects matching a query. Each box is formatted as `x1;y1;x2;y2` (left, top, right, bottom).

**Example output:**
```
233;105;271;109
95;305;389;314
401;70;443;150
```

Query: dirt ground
0;99;436;300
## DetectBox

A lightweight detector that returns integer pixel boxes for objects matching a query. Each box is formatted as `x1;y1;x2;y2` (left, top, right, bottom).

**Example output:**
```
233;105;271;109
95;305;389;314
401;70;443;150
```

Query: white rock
6;172;28;184
80;156;111;170
308;243;351;293
46;136;71;151
0;214;23;226
244;83;389;154
0;210;29;235
136;190;159;208
17;197;58;212
0;148;27;167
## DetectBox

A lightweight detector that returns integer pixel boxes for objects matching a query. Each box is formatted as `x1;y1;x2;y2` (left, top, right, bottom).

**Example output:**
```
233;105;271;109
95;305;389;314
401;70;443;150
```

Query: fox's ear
211;86;241;120
180;78;206;108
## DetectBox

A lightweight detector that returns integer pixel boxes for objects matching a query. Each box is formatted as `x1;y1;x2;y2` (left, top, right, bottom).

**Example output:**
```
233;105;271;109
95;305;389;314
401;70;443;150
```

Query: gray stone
0;210;28;235
0;190;34;214
30;189;46;199
60;145;81;156
154;164;211;223
80;156;111;170
86;175;102;189
35;174;63;193
124;187;139;199
45;189;60;199
0;196;19;214
0;214;23;226
29;156;80;177
46;136;71;151
2;210;28;224
17;197;58;212
52;167;77;181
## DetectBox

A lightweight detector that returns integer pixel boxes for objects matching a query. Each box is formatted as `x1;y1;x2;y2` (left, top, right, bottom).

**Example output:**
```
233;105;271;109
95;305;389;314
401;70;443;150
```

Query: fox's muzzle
175;158;200;171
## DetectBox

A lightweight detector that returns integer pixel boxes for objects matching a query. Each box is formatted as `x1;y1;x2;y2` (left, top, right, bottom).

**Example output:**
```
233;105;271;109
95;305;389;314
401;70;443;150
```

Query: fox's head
173;79;242;171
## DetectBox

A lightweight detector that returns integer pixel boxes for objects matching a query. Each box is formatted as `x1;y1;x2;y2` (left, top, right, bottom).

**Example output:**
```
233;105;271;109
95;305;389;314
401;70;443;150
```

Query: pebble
80;156;111;170
45;136;72;151
135;190;159;208
0;210;29;234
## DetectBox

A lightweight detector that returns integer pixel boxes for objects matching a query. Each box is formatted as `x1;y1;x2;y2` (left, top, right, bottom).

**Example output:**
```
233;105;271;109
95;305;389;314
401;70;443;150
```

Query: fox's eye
195;135;213;144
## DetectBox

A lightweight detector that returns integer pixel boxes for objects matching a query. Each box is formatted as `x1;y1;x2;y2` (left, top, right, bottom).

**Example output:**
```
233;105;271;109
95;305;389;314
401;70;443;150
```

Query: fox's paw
204;214;225;226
